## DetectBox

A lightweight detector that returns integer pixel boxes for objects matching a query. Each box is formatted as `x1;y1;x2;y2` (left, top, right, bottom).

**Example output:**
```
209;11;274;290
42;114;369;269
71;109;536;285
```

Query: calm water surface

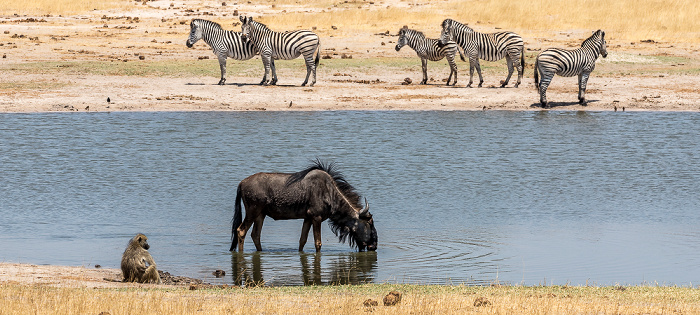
1;111;699;286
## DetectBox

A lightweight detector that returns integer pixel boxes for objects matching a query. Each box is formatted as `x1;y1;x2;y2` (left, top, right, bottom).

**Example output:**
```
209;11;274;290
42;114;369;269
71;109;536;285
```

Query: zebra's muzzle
186;40;193;48
394;45;401;52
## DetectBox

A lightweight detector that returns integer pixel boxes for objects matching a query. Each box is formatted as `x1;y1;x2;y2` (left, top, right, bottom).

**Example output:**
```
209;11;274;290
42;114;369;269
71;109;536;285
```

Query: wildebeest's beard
328;200;377;251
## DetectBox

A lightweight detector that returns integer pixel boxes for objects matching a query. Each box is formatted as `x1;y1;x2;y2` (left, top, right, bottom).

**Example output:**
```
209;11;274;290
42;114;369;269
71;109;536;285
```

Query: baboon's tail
534;58;539;89
229;184;243;251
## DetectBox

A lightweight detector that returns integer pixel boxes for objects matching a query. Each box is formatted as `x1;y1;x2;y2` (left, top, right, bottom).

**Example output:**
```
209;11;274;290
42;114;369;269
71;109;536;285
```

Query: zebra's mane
250;19;271;31
581;30;604;48
443;18;474;32
406;28;426;40
192;19;223;31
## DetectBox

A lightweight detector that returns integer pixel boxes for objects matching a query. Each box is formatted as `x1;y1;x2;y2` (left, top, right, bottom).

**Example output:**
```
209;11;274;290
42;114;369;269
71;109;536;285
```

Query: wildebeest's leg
420;58;428;84
251;215;265;251
578;71;591;104
312;217;323;252
299;218;312;251
237;215;255;252
446;54;457;86
217;54;227;85
502;54;514;88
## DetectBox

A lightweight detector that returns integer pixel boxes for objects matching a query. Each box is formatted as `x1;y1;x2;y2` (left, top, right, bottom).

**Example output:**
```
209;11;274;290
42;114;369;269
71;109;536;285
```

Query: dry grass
0;0;131;15
261;0;700;43
1;282;699;315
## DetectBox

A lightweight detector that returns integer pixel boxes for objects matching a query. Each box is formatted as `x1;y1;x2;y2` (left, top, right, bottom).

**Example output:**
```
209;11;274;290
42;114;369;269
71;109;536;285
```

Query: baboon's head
131;233;150;250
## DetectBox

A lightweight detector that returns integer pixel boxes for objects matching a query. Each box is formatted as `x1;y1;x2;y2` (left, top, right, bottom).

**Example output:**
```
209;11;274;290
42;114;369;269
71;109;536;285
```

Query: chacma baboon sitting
121;233;162;284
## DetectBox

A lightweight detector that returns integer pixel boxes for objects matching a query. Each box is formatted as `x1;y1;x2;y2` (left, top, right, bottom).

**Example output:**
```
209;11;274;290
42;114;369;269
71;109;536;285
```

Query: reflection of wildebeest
230;160;377;252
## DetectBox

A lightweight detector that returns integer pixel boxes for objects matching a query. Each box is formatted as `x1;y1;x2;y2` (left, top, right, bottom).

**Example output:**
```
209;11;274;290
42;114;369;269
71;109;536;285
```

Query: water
1;110;699;286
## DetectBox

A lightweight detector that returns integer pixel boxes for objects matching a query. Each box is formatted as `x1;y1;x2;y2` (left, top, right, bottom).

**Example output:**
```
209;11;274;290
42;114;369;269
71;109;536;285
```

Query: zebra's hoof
218;80;226;86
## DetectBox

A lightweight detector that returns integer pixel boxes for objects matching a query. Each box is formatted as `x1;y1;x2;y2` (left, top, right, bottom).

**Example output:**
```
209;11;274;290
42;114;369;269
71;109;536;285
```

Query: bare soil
0;1;698;113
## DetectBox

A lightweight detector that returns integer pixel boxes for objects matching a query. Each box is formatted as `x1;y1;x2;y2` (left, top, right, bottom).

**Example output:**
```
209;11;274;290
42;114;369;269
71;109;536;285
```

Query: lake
1;110;699;286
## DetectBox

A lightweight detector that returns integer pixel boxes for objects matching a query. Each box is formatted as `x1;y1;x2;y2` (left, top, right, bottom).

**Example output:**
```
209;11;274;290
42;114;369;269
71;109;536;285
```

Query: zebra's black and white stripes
186;19;258;85
395;26;465;86
534;30;608;107
439;19;524;88
239;16;321;87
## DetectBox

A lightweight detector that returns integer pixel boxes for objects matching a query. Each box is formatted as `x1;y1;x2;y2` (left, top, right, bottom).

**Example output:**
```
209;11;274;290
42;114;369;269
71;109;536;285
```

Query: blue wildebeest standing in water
439;19;524;88
534;30;608;108
239;16;321;86
395;26;465;86
230;160;377;252
185;19;258;85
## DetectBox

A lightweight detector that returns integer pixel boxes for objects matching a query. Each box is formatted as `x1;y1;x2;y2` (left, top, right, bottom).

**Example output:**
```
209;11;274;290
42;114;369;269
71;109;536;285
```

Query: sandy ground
0;1;699;112
0;262;143;288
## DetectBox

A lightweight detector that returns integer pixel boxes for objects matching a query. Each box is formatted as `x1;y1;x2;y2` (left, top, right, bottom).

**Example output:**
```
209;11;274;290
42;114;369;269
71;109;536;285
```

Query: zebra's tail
520;48;525;73
458;46;466;62
534;58;539;89
314;42;321;68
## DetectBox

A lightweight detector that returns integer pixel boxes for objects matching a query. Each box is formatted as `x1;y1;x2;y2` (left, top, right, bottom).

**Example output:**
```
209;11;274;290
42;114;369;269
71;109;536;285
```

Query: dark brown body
230;161;377;252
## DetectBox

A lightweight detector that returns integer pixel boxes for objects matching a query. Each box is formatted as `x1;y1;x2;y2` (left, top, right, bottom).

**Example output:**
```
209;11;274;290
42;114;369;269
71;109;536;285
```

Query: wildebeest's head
332;199;377;251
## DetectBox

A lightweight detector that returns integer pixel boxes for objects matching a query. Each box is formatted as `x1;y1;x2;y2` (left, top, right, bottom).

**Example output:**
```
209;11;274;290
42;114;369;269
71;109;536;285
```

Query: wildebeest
230;160;377;252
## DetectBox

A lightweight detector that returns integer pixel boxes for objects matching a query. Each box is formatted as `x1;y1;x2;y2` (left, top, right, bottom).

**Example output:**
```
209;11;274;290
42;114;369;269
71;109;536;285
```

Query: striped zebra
239;16;321;87
186;19;258;85
439;19;524;88
395;26;465;86
534;30;608;108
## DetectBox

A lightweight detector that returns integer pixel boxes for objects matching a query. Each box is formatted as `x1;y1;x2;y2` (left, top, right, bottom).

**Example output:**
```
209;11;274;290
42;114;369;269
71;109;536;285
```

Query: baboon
121;233;162;284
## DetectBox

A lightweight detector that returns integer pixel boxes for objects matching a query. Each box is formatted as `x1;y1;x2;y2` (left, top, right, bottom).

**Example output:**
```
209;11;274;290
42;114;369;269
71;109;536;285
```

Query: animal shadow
530;99;600;109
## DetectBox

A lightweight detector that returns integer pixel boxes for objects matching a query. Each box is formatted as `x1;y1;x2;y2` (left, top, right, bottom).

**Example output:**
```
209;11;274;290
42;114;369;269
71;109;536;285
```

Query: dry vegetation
1;282;699;315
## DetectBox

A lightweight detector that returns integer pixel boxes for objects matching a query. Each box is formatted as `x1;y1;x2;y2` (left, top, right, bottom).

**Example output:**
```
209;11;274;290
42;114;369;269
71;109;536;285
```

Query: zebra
534;30;608;108
395;26;465;86
239;16;321;87
439;19;524;88
185;19;259;85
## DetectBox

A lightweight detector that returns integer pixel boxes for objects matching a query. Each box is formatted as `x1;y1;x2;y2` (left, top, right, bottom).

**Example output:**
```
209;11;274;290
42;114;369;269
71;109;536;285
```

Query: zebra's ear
239;16;246;23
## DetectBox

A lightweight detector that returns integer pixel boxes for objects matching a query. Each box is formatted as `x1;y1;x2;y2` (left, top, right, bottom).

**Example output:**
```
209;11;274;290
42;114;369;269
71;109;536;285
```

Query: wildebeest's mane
287;159;364;248
192;19;223;31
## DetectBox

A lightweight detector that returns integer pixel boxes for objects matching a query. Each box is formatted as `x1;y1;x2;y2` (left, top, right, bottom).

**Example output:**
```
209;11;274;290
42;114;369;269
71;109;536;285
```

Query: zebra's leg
217;55;227;85
260;54;272;86
301;54;314;86
474;59;484;87
578;71;591;104
420;58;428;84
502;55;514;88
467;57;476;87
269;59;278;85
446;54;457;86
514;51;524;88
538;71;554;108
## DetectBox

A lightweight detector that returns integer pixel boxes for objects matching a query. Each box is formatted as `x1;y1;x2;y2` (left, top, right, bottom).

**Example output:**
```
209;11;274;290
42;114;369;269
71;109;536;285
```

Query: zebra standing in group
395;26;465;86
534;30;608;108
439;19;524;88
239;16;321;87
186;19;259;85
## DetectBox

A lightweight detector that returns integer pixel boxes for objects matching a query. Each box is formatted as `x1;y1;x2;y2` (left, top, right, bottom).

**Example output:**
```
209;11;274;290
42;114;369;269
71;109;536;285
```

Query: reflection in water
231;251;377;286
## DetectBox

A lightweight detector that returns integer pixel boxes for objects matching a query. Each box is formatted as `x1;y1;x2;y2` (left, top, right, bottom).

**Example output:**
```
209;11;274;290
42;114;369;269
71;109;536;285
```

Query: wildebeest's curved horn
359;198;369;215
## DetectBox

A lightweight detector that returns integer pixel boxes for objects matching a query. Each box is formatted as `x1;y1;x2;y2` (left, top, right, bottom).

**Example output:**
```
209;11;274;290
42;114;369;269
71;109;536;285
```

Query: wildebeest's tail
534;58;539;89
229;184;243;251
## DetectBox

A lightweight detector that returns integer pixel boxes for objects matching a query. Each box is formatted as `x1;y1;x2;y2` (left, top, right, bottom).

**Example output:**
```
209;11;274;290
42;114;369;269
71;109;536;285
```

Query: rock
383;290;402;306
322;55;332;59
139;55;145;60
363;299;378;307
212;269;225;277
402;77;412;85
473;297;490;307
